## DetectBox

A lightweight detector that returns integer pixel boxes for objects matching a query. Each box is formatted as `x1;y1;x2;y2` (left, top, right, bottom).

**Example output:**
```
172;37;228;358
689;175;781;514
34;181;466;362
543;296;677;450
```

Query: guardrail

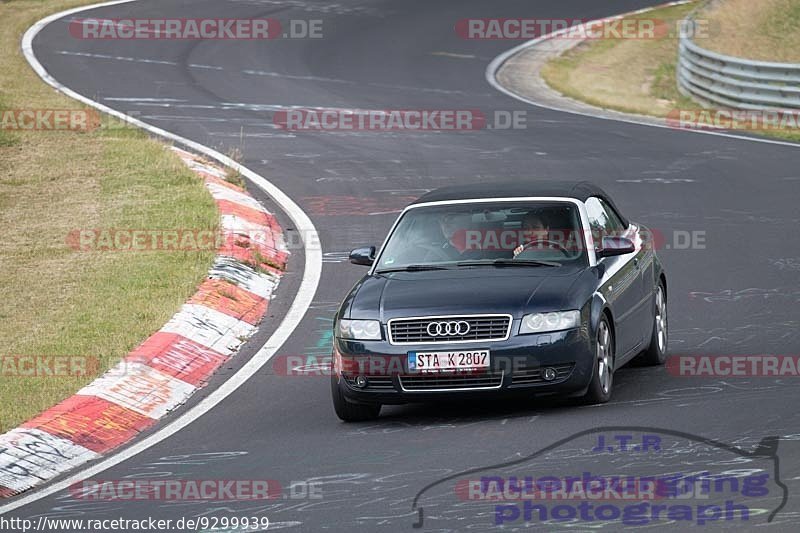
677;22;800;110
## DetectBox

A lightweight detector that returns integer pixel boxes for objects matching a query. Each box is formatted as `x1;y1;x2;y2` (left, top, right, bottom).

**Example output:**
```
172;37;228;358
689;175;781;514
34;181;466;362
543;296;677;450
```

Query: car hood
343;267;590;321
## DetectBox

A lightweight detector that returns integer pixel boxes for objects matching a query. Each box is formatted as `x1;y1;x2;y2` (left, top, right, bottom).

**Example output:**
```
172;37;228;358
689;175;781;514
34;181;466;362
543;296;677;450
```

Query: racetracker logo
667;109;800;131
0;109;100;132
69;18;282;40
0;355;99;377
66;229;224;252
455;18;711;40
442;228;704;252
274;109;486;131
667;355;800;377
68;479;322;501
69;479;281;500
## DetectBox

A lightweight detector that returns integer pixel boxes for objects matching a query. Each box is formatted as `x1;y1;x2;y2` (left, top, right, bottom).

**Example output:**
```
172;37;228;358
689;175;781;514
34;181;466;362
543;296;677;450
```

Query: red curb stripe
127;331;229;387
21;395;154;454
220;229;285;260
220;233;288;271
215;199;279;228
187;278;268;325
223;225;279;251
221;246;286;275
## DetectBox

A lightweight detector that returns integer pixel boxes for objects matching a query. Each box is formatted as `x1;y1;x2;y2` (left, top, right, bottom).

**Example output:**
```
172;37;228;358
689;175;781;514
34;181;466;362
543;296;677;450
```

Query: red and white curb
0;147;287;498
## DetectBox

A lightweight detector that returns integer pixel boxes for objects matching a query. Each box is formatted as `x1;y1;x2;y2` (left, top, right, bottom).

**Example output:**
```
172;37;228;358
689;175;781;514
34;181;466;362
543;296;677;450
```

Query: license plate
408;350;490;373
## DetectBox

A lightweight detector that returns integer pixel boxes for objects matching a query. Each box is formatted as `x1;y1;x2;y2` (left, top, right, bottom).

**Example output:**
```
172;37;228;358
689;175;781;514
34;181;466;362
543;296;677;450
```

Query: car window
585;197;625;249
375;202;588;269
599;199;626;233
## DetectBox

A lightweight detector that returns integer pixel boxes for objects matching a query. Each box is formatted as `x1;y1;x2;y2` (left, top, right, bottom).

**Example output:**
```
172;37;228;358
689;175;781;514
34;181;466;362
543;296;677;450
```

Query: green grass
702;0;800;62
0;0;219;432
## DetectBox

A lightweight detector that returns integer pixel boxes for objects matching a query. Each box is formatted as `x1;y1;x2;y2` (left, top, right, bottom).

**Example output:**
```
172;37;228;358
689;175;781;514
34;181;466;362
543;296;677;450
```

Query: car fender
589;290;610;343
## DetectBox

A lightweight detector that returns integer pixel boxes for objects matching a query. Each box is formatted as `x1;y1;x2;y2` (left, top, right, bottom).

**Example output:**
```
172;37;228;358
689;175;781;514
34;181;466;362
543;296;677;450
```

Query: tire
638;282;668;366
331;376;381;422
582;315;614;404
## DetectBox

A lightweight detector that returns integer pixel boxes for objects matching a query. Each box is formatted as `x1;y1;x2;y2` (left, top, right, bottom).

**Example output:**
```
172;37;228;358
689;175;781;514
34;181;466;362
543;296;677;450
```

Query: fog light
355;375;368;388
542;367;557;381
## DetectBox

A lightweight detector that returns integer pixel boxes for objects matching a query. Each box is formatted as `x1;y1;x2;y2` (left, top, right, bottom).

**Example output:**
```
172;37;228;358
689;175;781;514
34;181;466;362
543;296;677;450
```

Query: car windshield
375;201;588;271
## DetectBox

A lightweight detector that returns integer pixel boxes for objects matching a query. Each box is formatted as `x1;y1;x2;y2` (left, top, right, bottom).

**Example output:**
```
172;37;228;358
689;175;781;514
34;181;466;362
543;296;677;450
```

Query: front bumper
333;326;595;405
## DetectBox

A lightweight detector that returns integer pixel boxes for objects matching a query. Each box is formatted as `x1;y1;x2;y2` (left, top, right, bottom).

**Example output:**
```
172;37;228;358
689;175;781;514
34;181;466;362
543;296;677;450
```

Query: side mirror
597;236;635;258
349;246;376;266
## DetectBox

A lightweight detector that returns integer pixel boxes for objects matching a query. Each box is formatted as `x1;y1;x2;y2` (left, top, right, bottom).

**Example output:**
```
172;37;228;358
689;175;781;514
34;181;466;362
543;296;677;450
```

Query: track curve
5;0;800;530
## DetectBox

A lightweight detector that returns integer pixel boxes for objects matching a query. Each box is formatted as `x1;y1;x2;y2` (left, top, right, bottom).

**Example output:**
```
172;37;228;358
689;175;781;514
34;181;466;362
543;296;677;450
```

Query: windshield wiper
375;264;453;273
457;259;562;268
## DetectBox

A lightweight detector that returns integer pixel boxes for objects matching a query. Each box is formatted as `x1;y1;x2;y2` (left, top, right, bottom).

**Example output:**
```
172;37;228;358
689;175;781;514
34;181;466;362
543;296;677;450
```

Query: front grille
399;371;504;391
388;315;512;345
510;363;575;386
343;374;395;391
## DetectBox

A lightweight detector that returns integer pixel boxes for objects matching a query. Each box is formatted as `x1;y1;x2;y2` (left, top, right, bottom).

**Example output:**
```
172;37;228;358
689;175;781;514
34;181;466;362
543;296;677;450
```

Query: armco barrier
677;18;800;110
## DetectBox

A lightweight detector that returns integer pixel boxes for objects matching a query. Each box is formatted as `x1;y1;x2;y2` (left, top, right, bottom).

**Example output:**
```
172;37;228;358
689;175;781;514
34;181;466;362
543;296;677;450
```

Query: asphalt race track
7;0;800;530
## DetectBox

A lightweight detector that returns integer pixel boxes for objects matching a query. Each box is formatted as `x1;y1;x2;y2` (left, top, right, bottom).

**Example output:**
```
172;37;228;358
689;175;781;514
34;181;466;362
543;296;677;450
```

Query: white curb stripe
220;214;288;252
78;363;197;419
208;257;280;300
0;429;99;493
187;160;228;179
160;304;257;356
206;182;270;212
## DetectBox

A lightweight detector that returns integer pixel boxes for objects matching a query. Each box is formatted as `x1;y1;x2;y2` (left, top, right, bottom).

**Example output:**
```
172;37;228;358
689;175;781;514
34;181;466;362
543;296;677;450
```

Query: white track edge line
1;0;322;514
485;0;800;149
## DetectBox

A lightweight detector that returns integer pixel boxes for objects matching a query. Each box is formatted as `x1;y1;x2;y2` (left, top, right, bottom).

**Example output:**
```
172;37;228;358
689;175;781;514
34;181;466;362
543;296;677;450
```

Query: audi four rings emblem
427;320;470;336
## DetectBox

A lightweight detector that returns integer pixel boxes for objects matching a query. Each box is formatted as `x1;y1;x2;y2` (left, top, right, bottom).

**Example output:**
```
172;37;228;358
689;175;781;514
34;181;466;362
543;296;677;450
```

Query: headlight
338;319;382;340
519;310;580;334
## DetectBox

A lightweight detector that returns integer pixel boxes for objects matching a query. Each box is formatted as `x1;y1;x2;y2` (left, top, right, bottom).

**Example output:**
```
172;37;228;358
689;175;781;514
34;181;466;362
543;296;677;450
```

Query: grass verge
540;0;800;143
702;0;800;62
0;1;219;432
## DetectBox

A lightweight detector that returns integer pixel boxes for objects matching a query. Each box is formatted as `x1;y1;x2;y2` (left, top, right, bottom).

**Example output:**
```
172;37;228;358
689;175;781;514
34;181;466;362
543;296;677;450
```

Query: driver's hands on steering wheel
513;239;571;258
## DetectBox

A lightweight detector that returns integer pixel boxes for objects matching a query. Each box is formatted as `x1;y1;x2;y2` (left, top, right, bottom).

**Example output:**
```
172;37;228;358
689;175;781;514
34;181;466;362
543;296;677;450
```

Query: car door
586;197;645;357
628;221;658;342
600;198;652;351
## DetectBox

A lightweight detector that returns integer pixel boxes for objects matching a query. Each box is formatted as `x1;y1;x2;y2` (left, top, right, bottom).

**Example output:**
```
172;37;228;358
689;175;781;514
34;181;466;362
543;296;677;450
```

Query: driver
513;212;549;257
435;213;466;259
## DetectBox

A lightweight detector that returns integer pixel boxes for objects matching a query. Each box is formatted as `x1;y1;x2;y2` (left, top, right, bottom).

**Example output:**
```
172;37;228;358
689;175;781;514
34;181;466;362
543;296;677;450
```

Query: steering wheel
418;243;454;262
516;239;571;258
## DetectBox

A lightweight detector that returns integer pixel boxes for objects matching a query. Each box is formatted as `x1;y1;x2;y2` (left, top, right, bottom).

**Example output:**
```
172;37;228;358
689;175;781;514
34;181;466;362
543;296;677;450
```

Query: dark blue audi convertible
331;181;667;421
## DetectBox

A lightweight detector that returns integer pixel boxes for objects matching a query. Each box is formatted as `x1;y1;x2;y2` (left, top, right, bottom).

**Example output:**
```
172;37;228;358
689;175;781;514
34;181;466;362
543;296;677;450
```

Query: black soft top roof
411;180;628;226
